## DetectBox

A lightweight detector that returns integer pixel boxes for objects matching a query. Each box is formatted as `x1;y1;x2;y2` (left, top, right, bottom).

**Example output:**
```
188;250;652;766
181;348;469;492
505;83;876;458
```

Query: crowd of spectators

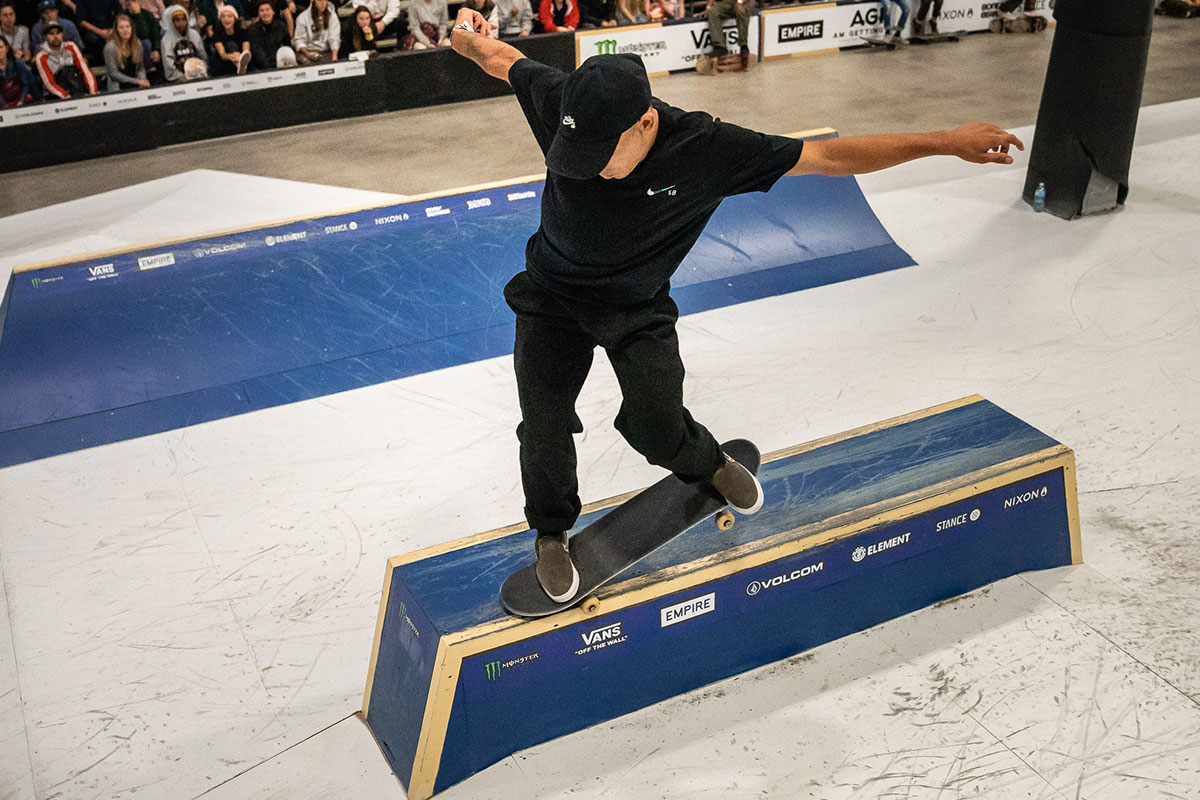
0;0;711;107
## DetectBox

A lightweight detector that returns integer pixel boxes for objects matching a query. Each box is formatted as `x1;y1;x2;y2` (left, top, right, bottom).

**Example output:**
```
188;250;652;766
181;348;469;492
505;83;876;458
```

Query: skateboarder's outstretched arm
450;8;525;82
788;123;1024;177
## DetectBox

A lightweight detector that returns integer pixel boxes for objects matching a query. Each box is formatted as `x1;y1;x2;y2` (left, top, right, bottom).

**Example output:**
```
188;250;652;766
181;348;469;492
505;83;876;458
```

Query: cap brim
545;131;621;181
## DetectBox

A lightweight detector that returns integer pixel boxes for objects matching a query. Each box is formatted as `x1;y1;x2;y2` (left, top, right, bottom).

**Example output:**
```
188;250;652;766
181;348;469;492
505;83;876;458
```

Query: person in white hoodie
292;0;337;63
160;3;206;81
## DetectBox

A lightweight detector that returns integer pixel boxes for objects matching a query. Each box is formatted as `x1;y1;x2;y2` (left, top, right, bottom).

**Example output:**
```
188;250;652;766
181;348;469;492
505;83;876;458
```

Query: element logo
852;532;912;563
852;546;867;562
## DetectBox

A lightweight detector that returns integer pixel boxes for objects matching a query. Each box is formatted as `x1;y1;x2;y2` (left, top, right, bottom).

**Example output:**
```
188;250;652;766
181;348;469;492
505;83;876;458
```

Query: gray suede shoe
710;452;764;514
536;532;580;603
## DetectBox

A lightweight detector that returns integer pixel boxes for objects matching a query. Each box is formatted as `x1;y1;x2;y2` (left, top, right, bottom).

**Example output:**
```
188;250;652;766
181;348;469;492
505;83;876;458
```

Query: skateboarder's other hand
946;122;1025;165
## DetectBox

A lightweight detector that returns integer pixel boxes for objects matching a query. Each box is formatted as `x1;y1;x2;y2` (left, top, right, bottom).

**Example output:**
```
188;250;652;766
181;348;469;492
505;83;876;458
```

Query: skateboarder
449;9;1023;603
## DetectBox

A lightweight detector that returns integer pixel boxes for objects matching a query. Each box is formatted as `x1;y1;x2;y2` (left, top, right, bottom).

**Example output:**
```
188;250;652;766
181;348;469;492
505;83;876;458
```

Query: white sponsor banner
576;17;760;72
0;60;366;129
763;0;997;59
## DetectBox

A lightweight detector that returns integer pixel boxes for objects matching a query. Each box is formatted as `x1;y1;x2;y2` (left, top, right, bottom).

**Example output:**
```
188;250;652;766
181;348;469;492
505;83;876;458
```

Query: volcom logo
562;115;576;129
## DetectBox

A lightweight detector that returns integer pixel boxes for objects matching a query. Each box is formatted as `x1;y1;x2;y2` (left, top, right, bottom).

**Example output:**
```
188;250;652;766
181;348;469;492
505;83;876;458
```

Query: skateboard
909;29;965;44
696;52;754;74
499;439;761;618
861;35;902;49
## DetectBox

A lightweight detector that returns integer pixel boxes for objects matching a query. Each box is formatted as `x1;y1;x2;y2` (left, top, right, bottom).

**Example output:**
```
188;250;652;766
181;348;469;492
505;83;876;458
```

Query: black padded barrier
1023;0;1155;219
0;32;574;173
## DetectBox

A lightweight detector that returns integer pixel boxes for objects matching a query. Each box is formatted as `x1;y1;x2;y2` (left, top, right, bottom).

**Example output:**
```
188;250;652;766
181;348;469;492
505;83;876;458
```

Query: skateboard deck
500;439;761;618
696;52;754;74
909;29;965;44
861;35;900;49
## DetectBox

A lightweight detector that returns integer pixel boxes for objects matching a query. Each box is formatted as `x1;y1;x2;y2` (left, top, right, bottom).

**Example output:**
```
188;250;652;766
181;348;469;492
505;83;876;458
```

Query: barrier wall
362;395;1082;799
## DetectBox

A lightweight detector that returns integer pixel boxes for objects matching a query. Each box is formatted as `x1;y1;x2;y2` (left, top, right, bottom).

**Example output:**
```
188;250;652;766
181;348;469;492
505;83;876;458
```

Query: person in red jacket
538;0;576;31
34;19;98;98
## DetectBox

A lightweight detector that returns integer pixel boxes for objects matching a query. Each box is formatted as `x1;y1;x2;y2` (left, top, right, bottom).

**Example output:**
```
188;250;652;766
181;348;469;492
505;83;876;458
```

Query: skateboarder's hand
947;122;1025;165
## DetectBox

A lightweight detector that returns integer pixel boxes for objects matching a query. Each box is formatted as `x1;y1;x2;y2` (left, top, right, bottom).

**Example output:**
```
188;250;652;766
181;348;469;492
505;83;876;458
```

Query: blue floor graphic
0;174;913;468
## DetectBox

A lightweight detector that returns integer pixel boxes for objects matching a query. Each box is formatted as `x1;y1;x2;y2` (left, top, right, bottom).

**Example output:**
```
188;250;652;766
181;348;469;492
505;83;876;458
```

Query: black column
1023;0;1155;219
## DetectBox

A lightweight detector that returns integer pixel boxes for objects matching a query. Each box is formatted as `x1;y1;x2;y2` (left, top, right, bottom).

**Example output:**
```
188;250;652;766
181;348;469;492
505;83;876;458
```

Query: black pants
505;271;724;534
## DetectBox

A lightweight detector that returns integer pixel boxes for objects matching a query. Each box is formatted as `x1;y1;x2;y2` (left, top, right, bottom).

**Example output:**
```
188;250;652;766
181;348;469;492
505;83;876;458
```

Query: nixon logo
1004;486;1049;509
778;20;823;42
595;39;617;55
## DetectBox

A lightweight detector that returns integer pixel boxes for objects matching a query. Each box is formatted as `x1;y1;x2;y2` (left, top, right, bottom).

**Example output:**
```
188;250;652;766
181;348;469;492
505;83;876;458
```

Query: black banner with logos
0;32;574;173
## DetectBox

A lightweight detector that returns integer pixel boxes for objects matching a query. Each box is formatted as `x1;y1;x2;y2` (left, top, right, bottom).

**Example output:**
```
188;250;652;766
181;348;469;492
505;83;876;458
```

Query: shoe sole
543;560;580;604
729;469;764;515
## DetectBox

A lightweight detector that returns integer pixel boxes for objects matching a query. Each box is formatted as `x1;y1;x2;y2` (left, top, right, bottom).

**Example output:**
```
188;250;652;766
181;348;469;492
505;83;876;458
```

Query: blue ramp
0;173;912;468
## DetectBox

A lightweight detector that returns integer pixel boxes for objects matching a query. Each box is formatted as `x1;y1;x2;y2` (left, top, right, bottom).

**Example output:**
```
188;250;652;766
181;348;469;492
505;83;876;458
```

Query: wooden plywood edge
361;559;397;717
11;173;546;275
407;641;462;800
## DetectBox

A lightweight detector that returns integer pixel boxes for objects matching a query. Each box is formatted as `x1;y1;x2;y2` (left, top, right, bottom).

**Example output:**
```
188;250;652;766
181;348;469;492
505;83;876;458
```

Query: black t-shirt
508;58;803;307
213;25;247;57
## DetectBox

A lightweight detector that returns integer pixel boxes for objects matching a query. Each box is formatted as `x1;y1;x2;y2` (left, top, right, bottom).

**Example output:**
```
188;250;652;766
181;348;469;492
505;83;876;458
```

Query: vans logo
88;264;115;277
576;621;627;656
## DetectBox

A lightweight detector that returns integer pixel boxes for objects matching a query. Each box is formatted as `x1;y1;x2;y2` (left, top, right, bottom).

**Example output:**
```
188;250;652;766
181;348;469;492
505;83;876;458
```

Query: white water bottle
1033;182;1046;213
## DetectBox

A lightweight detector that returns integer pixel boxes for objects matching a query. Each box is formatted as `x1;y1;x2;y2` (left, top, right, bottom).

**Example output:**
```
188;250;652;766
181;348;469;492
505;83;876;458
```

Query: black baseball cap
43;19;63;31
545;54;653;180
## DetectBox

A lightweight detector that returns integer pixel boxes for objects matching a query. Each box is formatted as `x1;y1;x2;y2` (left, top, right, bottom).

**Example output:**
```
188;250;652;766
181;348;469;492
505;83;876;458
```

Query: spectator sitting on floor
458;0;497;36
245;0;293;67
103;12;148;87
579;0;615;27
34;19;98;95
697;0;752;63
160;3;205;79
291;0;335;62
0;33;40;103
538;0;576;31
1;2;32;60
119;0;159;71
402;0;447;49
493;0;531;36
31;0;81;50
1158;0;1200;16
75;0;120;58
343;0;397;49
211;3;248;71
615;0;647;24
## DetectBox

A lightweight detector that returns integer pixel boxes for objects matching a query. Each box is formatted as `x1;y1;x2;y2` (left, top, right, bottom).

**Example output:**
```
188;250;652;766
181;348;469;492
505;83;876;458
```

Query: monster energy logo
483;652;540;681
397;601;406;617
31;277;42;288
595;39;617;55
29;275;63;288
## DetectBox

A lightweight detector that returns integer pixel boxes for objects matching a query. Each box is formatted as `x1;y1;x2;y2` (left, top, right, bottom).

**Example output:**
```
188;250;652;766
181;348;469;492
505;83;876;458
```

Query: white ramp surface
1;100;1199;800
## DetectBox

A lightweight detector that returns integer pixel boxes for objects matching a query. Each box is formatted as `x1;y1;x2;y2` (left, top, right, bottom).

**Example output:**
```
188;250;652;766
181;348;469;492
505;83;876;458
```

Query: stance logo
936;508;981;533
778;20;823;42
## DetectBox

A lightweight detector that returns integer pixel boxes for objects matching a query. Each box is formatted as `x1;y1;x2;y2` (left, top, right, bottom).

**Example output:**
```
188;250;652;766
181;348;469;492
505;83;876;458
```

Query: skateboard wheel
715;510;735;531
581;596;601;615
